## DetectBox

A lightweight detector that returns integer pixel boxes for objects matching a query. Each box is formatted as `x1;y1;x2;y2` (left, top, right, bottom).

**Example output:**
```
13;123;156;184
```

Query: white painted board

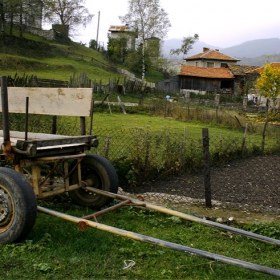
0;87;93;116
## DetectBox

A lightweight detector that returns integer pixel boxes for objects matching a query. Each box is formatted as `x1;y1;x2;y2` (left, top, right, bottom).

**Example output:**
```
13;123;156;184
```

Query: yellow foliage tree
256;64;280;104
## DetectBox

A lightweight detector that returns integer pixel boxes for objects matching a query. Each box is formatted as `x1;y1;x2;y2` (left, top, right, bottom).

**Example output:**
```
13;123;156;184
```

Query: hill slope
221;38;280;58
0;32;121;82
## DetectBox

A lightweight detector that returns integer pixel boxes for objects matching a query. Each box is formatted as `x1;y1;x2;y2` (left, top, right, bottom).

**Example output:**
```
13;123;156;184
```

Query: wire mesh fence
1;111;280;198
1;108;280;210
91;125;280;187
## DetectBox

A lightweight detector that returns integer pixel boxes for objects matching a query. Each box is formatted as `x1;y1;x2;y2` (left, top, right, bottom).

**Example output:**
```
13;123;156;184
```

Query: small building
227;64;258;95
245;62;280;107
108;25;137;50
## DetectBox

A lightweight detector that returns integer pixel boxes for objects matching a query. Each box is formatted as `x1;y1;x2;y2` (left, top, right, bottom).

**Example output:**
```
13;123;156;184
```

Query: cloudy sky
74;0;280;49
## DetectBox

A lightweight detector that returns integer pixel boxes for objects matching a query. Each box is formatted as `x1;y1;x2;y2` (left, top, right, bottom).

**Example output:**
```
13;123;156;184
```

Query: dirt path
122;155;280;223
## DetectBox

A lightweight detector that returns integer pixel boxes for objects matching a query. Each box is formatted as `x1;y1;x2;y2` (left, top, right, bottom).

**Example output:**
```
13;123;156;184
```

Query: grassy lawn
1;200;279;279
90;112;264;143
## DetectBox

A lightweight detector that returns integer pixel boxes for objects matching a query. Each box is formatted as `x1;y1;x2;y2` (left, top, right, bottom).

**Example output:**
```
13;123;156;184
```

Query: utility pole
96;11;100;50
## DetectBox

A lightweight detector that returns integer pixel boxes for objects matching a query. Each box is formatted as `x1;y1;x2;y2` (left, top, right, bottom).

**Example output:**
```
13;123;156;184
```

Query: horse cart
1;76;280;277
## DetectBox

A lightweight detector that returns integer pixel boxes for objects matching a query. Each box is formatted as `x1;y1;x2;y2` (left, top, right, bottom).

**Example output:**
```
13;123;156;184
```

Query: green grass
90;112;262;141
1;200;279;279
0;29;164;83
8;110;277;185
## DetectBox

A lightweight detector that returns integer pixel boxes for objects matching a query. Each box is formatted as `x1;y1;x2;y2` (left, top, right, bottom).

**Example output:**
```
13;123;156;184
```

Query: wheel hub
0;188;13;227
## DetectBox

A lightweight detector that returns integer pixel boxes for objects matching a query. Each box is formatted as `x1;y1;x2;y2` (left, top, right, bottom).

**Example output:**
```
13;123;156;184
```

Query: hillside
0;30;164;83
222;38;280;58
163;38;280;66
0;32;118;82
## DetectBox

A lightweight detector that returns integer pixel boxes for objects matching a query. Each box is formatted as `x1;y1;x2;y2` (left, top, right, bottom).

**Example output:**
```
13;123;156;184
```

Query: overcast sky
74;0;280;49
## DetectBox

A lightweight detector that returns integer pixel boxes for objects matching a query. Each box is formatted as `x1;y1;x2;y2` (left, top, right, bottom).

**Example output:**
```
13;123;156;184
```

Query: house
227;64;258;95
185;47;240;68
158;47;257;95
245;62;280;74
245;62;280;106
108;25;137;50
180;48;240;94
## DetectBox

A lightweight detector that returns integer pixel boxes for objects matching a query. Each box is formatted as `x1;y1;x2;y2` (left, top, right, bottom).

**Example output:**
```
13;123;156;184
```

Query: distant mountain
162;38;280;66
221;38;280;58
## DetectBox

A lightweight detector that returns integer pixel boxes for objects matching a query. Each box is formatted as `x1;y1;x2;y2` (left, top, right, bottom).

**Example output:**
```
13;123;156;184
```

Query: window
207;62;214;68
221;63;227;68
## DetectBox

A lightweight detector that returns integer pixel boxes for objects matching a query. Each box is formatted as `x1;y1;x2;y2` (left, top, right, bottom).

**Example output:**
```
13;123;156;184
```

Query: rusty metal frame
38;187;280;277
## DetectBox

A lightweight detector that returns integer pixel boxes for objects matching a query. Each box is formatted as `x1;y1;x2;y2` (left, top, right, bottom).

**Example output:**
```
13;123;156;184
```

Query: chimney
203;47;210;52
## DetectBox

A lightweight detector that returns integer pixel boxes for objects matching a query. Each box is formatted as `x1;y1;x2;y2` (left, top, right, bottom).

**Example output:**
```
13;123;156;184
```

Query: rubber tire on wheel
69;154;118;208
0;167;37;244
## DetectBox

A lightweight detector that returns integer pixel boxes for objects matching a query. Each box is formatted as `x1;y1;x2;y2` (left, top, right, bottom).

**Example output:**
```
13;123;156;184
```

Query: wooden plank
0;130;97;149
0;130;71;140
16;135;96;149
0;87;93;116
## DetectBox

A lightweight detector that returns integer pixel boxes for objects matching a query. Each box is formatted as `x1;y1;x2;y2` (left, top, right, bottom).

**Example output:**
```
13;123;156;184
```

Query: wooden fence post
215;94;220;123
105;136;110;158
241;123;248;154
202;128;212;208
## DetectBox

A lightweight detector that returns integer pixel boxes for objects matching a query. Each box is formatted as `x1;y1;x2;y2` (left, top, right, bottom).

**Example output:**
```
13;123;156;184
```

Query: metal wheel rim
0;184;14;233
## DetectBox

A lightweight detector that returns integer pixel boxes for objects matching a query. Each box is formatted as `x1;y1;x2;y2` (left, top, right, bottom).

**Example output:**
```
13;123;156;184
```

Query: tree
107;37;128;63
170;34;199;63
42;0;93;36
120;0;171;80
0;0;4;33
1;0;43;37
89;39;97;50
256;64;280;106
124;45;151;75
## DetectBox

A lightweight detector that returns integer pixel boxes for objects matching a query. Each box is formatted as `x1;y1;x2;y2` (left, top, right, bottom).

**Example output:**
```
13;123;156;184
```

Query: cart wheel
0;167;37;244
69;154;118;208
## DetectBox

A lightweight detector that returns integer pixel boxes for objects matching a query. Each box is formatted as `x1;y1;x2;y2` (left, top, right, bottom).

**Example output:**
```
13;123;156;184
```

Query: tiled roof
180;65;234;79
108;25;131;32
227;64;258;75
186;49;240;62
246;62;280;74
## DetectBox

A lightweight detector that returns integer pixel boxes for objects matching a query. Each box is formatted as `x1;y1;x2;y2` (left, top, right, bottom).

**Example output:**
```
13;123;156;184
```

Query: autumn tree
42;0;93;36
120;0;171;80
170;34;199;63
256;64;280;106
